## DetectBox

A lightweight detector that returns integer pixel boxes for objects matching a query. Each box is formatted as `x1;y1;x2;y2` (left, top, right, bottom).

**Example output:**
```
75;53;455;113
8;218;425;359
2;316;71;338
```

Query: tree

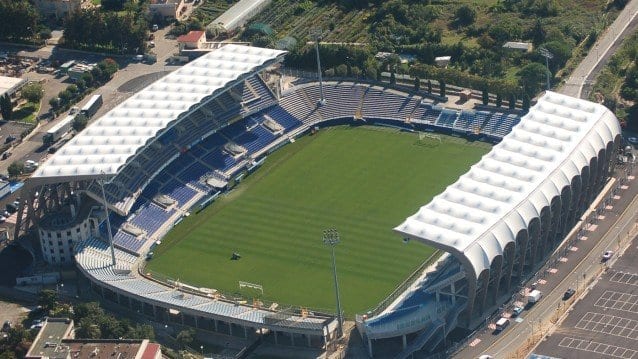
496;93;503;107
58;90;72;105
522;94;531;112
455;5;476;27
75;79;87;92
427;80;432;93
365;65;377;80
518;62;550;95
49;97;60;110
176;329;195;349
414;76;421;92
66;85;79;95
0;1;39;41
21;83;43;103
482;88;489;105
0;94;12;120
335;64;348;77
390;71;396;85
72;114;88;132
439;81;446;97
80;72;94;87
38;289;57;310
508;93;517;109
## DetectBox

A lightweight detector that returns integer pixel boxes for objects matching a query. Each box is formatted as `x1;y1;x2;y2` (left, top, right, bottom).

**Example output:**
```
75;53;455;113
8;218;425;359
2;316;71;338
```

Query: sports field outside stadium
146;125;491;315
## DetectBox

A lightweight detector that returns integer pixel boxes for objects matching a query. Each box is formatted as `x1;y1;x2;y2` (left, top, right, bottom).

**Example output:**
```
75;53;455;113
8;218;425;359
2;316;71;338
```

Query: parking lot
533;233;638;358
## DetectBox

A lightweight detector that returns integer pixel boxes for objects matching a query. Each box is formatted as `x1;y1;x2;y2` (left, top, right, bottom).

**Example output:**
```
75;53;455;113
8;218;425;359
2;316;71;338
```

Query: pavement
532;232;638;359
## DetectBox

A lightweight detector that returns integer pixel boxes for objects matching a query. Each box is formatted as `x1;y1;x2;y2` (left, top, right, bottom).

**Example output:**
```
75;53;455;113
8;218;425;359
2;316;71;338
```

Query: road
560;1;638;98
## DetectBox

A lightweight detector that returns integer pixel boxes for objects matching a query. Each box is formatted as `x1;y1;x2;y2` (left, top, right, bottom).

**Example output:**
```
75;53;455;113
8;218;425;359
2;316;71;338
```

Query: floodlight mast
311;28;326;105
323;228;343;338
539;47;554;91
99;173;117;266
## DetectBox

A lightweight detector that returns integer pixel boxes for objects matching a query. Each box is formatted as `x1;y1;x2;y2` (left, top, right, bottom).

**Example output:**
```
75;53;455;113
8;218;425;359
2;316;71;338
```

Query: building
503;41;533;52
33;0;80;19
38;201;100;265
177;30;206;51
148;0;185;20
209;0;272;33
26;318;161;359
0;75;27;103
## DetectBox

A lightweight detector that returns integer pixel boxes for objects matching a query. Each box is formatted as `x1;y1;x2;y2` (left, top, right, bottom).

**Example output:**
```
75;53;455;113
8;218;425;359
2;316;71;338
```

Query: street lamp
539;47;554;91
323;228;343;338
311;28;326;106
200;345;203;357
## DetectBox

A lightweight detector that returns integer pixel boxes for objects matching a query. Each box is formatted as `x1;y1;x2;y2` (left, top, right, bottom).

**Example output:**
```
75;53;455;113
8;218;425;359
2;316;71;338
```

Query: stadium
15;45;622;358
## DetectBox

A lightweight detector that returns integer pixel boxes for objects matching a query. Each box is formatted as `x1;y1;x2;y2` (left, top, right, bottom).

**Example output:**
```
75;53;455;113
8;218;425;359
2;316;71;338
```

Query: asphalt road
560;1;638;98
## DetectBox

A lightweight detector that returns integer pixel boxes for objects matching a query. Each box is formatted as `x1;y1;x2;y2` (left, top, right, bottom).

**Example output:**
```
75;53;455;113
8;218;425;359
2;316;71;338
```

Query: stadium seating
435;109;459;128
161;179;198;206
113;230;145;253
130;203;175;237
266;106;304;130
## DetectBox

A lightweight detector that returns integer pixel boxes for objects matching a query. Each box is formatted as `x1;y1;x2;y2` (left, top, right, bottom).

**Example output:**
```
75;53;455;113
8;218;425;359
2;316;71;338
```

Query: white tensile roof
32;44;285;180
395;91;621;280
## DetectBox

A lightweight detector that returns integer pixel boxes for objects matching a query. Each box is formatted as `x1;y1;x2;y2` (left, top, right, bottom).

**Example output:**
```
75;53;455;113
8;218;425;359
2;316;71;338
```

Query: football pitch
146;126;491;315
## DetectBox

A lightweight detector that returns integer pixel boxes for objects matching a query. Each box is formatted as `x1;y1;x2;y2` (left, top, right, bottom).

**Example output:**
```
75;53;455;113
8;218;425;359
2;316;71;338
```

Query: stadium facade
14;44;622;357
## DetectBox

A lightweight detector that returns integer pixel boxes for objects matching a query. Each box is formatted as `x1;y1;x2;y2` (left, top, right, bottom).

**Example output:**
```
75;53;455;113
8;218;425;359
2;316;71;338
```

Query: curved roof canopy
395;91;621;280
32;44;285;181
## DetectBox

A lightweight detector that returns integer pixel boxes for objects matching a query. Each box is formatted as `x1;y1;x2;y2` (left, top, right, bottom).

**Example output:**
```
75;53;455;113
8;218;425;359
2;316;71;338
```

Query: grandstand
15;43;620;357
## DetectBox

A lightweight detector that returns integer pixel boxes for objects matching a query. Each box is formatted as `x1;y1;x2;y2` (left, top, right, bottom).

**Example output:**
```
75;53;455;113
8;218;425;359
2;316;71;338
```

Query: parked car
2;320;11;332
563;288;576;300
1;151;11;160
512;306;524;317
602;250;614;261
5;135;16;143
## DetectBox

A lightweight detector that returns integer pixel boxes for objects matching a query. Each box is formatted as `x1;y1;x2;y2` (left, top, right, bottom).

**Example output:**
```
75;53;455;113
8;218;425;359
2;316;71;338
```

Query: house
503;41;533;52
177;30;206;51
148;0;185;20
33;0;80;19
0;76;27;104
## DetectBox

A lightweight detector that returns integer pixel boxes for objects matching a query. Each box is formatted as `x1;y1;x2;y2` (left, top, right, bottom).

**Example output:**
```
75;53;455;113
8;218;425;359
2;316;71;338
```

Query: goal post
417;132;442;144
239;281;264;295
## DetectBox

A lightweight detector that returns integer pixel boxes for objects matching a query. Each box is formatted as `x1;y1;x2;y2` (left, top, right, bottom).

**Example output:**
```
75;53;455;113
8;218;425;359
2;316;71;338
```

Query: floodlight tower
323;228;342;338
311;28;326;105
99;173;117;266
539;47;554;91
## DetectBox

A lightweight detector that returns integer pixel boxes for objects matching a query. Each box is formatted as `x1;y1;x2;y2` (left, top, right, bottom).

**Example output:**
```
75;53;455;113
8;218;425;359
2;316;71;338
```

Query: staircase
394;319;445;359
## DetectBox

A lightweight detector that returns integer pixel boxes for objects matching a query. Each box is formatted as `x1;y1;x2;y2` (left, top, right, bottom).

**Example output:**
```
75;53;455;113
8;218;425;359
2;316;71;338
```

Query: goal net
416;132;442;146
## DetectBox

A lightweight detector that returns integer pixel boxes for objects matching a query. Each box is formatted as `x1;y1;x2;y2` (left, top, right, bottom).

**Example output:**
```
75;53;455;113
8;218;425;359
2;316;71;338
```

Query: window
68;239;73;244
66;231;71;236
47;232;52;238
76;228;80;233
58;241;62;246
50;248;54;254
60;257;65;262
59;249;64;254
56;232;61;239
48;240;53;246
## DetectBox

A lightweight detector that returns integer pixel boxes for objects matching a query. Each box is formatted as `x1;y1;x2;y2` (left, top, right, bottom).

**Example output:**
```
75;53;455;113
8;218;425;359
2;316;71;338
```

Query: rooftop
0;75;26;97
30;44;285;183
395;91;621;279
26;318;74;359
177;30;205;43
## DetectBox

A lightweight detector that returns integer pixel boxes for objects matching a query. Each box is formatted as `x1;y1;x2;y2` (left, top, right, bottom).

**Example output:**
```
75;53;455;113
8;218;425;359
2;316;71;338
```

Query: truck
527;289;542;304
43;115;75;145
80;94;103;118
495;317;510;331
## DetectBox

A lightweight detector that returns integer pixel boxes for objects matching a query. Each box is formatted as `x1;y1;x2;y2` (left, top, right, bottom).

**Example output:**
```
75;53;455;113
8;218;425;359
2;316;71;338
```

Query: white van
495;317;510;331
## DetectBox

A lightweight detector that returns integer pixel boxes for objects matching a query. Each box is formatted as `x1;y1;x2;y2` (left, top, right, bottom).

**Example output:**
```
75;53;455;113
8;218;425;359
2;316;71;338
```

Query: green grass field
147;126;490;315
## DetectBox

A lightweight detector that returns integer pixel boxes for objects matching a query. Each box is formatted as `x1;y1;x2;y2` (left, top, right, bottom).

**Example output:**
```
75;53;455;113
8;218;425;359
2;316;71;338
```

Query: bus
43;115;75;145
80;94;103;118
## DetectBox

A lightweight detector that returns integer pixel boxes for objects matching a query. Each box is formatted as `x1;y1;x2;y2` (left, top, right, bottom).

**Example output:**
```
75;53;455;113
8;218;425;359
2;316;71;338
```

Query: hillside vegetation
244;0;626;97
